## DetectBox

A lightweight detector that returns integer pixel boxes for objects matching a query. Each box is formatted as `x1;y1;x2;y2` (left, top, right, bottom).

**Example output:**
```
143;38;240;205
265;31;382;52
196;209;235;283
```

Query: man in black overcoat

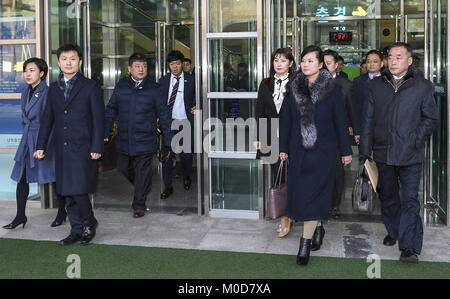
324;49;358;219
35;43;105;246
360;42;438;263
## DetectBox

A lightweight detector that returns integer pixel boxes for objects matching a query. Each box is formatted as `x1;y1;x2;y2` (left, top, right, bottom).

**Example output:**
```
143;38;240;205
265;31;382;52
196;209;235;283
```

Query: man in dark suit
35;43;104;246
159;50;196;199
336;56;348;78
324;50;358;219
353;49;384;144
104;53;173;218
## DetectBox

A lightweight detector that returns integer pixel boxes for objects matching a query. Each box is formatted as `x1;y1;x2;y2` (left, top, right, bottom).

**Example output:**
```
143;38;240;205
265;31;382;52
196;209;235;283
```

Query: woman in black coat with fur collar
280;46;352;266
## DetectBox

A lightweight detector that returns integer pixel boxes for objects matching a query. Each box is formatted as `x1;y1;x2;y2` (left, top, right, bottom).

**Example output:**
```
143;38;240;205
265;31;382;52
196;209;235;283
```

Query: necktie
168;77;180;113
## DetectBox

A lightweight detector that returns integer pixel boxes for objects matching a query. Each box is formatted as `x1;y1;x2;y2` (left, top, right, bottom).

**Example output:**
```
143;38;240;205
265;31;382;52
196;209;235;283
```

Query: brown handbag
267;159;288;219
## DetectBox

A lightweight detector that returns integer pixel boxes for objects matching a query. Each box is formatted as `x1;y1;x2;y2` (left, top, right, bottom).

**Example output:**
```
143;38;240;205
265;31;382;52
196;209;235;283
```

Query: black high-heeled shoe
50;214;67;227
296;237;312;266
311;225;325;251
2;217;27;230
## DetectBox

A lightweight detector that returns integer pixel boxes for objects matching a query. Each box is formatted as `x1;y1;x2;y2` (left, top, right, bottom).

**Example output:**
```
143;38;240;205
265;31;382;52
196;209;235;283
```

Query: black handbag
352;164;376;213
267;160;288;219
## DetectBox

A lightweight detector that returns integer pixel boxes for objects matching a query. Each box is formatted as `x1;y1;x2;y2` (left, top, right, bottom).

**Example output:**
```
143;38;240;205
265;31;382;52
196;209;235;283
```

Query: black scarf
291;69;336;149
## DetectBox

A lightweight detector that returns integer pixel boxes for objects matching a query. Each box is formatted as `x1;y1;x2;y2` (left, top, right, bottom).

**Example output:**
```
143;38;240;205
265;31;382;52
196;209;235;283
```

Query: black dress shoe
400;249;419;264
80;222;98;246
133;210;145;218
50;214;67;227
383;234;397;246
184;177;191;190
296;237;312;266
311;225;325;251
160;187;174;199
60;233;82;246
2;217;27;230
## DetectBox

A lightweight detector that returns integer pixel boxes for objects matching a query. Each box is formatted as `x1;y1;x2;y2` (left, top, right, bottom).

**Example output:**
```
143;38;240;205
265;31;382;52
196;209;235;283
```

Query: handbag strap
274;159;288;187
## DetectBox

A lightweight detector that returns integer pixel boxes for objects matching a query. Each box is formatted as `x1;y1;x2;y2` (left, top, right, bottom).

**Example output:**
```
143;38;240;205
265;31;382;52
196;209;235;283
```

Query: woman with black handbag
255;48;296;237
279;46;352;266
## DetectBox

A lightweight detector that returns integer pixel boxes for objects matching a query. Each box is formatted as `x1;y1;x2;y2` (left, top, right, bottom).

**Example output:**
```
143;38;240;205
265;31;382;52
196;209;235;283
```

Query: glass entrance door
88;0;198;215
424;0;449;225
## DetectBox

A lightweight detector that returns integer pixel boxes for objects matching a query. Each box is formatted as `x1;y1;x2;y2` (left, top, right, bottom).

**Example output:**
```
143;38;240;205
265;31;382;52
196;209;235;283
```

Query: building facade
0;0;448;225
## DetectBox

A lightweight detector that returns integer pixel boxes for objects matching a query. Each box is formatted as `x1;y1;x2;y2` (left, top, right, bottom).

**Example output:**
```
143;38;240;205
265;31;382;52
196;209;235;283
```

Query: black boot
51;196;67;227
296;237;312;266
311;225;325;251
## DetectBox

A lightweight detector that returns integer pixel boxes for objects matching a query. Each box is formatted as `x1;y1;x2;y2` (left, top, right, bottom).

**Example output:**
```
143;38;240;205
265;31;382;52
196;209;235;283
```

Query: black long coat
37;74;105;196
280;70;352;221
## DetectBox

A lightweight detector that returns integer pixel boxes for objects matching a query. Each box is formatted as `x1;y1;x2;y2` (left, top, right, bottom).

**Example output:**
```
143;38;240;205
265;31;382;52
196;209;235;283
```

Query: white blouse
272;74;289;114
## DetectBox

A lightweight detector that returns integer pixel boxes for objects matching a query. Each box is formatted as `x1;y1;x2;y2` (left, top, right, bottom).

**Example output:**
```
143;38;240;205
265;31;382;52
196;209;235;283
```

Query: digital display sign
329;32;352;44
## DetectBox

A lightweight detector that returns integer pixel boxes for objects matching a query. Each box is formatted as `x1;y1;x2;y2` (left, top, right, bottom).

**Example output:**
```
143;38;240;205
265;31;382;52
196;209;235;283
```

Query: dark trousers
377;162;423;254
64;194;97;235
117;152;154;211
162;127;193;188
15;167;29;221
332;152;345;209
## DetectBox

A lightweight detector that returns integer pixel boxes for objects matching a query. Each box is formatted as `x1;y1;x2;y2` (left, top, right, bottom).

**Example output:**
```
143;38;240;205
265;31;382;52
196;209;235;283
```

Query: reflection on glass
404;0;425;14
50;0;85;80
119;27;155;55
119;0;161;23
0;45;35;93
0;0;36;39
209;39;258;92
209;99;256;152
209;0;257;32
431;0;448;214
211;159;258;211
170;0;195;21
407;18;425;76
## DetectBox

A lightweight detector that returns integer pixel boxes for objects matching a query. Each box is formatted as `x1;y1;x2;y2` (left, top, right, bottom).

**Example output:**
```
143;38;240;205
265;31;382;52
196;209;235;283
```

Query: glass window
0;0;36;40
210;158;258;211
209;0;257;32
209;99;256;152
209;39;258;92
405;0;425;14
170;0;195;21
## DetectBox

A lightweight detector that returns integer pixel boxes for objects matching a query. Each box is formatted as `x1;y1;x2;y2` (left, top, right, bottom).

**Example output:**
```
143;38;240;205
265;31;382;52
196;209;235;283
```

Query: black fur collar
291;69;336;149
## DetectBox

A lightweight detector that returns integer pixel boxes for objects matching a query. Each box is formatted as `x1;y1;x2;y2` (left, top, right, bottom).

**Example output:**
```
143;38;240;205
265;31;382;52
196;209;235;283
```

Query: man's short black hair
361;58;366;65
323;49;339;63
388;42;413;57
183;58;192;64
167;50;184;63
57;43;83;59
337;55;345;63
365;49;383;61
23;57;48;80
129;53;147;66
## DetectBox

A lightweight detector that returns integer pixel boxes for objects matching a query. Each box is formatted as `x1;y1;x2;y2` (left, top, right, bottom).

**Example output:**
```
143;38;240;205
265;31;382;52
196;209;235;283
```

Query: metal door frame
424;0;450;226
